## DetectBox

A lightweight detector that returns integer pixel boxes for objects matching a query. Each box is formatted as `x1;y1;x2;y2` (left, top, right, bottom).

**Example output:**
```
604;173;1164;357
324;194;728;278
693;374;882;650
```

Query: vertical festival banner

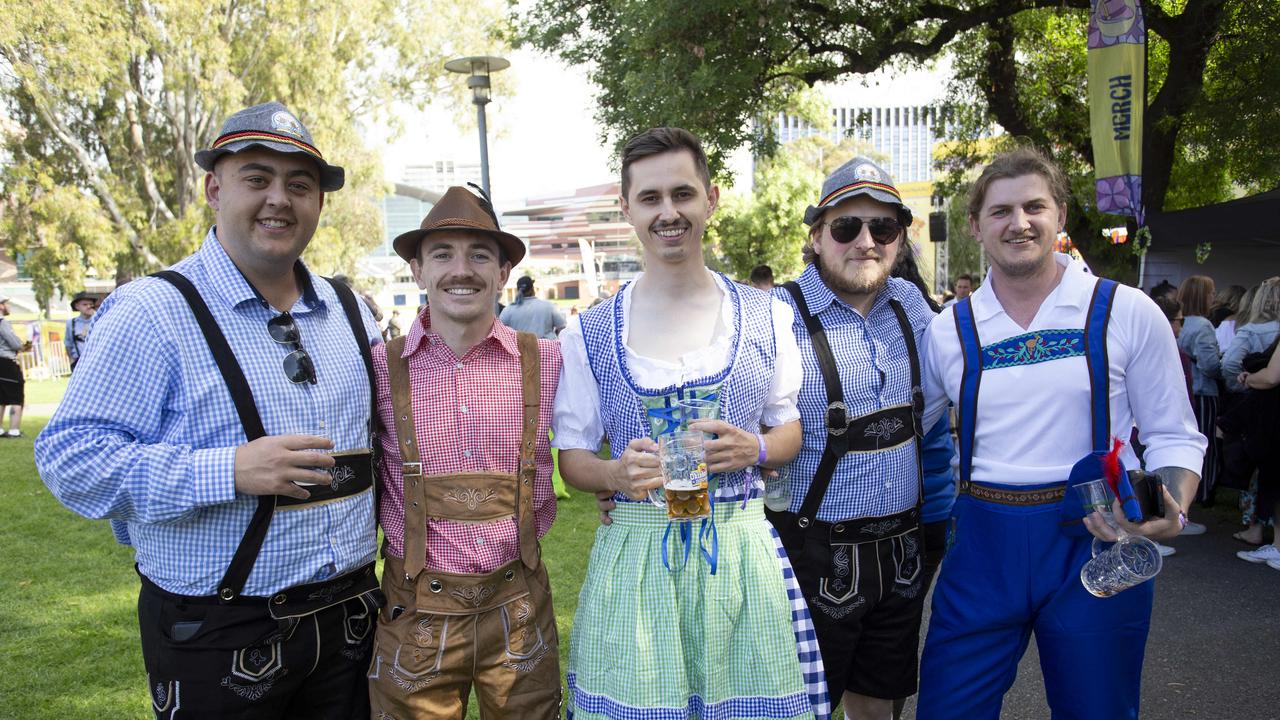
1088;0;1146;224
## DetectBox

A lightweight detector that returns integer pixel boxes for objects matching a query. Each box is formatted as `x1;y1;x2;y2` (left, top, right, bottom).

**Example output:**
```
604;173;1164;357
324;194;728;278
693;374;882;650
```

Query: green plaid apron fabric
566;500;822;719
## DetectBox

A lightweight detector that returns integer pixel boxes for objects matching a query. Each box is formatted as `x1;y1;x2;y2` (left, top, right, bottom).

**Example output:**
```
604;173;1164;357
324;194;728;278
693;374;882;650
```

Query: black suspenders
781;281;926;531
152;270;375;602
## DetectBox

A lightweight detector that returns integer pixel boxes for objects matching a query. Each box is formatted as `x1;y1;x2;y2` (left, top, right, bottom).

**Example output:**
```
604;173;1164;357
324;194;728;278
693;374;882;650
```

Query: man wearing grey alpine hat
36;101;383;719
767;156;954;720
64;291;97;371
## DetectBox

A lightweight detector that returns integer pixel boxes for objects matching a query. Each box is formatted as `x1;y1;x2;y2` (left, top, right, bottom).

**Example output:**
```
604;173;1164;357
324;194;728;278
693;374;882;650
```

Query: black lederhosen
138;270;382;720
768;282;928;703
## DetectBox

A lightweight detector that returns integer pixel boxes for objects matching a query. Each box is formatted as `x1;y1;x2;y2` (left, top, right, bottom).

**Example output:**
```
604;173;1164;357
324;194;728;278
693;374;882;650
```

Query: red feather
1102;437;1124;495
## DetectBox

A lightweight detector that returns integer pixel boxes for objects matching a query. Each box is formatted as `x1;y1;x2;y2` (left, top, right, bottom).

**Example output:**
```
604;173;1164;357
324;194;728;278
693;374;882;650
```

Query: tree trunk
1142;0;1230;213
125;62;176;225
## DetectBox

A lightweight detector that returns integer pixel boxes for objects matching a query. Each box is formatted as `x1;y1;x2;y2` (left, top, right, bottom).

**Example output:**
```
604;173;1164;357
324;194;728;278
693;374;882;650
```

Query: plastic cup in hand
763;465;792;512
1076;479;1118;527
649;431;711;522
1075;478;1120;556
1080;534;1163;597
1075;478;1162;595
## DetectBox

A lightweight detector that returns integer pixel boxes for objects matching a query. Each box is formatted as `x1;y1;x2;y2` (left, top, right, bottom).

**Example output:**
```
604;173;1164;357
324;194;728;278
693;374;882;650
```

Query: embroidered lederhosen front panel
816;542;862;614
980;328;1085;370
810;507;921;617
276;450;375;509
842;404;916;455
420;472;519;523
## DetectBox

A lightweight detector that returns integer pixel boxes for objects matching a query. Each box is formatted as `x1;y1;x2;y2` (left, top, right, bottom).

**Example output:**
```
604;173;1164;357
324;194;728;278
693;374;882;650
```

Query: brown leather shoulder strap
516;332;541;570
385;336;429;580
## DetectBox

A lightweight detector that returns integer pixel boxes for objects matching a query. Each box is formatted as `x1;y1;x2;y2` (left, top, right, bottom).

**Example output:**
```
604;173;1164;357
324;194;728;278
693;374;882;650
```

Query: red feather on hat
1102;437;1124;496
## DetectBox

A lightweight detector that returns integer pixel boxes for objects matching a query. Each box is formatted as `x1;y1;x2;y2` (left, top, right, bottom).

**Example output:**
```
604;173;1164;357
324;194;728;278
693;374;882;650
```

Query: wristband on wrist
756;433;768;466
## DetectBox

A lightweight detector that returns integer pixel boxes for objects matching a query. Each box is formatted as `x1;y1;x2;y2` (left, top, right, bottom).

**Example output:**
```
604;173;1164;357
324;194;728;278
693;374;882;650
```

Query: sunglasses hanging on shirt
825;216;904;245
267;312;317;385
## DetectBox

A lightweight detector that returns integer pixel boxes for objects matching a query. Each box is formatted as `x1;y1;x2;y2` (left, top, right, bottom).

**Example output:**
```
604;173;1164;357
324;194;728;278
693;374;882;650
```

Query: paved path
900;504;1279;719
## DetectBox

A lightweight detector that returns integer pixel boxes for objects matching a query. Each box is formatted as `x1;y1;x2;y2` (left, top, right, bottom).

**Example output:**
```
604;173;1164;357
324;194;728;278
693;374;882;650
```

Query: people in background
749;263;776;290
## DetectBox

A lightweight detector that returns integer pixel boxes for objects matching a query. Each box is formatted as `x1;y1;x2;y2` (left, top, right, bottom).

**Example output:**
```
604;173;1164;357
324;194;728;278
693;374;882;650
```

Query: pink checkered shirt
373;313;561;574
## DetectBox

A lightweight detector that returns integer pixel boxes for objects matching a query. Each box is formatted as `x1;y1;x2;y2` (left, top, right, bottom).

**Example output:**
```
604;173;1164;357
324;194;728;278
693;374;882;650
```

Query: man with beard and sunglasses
366;186;563;718
767;156;944;720
555;127;829;720
36;102;384;720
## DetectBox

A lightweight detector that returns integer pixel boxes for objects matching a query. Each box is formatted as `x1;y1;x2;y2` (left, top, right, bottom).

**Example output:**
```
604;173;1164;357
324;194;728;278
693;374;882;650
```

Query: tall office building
773;105;942;184
401;160;483;195
773;104;957;296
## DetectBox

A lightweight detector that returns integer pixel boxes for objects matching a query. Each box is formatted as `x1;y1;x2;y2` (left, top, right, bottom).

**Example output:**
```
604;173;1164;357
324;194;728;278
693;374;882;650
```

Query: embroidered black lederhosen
138;270;381;720
767;281;928;702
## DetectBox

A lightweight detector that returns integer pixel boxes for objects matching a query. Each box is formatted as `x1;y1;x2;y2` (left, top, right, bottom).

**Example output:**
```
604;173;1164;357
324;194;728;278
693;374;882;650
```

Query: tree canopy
0;0;506;311
708;135;880;281
518;0;1279;279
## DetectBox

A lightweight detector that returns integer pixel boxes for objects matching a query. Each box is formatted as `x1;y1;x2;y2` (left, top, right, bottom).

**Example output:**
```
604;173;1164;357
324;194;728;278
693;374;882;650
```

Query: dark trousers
919;519;948;589
138;579;377;720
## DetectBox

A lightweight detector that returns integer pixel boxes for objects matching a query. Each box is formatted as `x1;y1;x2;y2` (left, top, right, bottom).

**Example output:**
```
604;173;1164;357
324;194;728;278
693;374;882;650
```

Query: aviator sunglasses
266;312;317;385
822;216;904;245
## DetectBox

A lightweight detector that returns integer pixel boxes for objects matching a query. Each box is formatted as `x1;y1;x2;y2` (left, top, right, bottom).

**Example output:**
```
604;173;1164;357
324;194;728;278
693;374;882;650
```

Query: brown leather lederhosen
368;332;561;719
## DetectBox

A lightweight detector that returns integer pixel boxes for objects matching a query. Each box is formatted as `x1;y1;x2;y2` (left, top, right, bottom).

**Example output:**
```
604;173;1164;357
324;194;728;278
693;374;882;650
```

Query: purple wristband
756;433;768;466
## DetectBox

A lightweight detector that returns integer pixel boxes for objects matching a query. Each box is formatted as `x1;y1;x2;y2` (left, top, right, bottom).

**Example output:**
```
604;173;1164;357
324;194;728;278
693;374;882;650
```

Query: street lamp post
444;55;510;199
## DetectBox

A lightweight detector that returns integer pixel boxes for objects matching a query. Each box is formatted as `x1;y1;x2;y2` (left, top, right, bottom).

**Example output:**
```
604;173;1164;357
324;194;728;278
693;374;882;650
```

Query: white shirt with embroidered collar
921;253;1205;486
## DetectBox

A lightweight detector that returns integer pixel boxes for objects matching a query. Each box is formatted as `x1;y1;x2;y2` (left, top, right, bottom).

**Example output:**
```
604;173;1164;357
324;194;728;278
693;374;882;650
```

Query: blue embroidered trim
642;387;719;438
980;328;1084;370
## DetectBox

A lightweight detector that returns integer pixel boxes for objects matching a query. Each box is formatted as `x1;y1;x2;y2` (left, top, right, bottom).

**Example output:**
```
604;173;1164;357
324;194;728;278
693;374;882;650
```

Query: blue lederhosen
917;279;1154;720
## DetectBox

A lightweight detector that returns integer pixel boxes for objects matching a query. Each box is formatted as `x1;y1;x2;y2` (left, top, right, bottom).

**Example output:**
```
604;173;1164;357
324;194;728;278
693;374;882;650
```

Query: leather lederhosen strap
387;331;542;593
152;270;376;603
777;281;927;534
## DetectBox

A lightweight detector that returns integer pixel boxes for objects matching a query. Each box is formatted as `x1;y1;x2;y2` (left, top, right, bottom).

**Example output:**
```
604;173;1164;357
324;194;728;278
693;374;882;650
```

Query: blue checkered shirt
35;229;382;596
773;265;935;522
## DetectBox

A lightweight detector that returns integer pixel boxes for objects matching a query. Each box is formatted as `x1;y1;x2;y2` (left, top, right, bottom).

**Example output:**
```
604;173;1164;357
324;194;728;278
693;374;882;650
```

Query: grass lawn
1;413;601;719
24;377;69;406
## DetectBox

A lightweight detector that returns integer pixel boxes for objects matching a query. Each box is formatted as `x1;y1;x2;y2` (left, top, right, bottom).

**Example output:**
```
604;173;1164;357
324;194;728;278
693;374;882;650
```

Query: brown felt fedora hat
392;186;526;266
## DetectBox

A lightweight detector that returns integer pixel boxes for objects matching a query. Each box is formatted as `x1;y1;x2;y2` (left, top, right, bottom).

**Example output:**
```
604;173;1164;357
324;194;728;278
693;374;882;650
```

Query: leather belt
964;483;1066;506
137;562;382;619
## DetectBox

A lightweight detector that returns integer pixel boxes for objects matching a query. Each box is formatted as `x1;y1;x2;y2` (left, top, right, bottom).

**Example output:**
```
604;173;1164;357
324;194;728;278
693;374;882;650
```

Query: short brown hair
1176;275;1215;318
620;127;711;199
967;146;1071;220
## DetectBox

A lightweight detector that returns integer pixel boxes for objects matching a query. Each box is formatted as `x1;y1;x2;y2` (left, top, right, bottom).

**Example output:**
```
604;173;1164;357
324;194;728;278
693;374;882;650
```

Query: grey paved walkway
901;503;1279;719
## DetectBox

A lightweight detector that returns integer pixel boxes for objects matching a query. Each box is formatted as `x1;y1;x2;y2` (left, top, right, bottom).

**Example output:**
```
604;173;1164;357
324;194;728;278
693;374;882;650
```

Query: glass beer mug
649;430;712;522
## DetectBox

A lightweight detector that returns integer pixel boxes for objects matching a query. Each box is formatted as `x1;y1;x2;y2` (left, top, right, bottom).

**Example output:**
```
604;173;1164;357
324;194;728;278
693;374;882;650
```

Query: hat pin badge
271;111;305;139
854;163;880;181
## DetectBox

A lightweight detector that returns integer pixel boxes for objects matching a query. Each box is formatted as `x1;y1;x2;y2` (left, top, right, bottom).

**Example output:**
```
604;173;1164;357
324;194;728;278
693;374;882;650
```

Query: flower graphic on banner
1096;177;1132;214
1096;175;1143;218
